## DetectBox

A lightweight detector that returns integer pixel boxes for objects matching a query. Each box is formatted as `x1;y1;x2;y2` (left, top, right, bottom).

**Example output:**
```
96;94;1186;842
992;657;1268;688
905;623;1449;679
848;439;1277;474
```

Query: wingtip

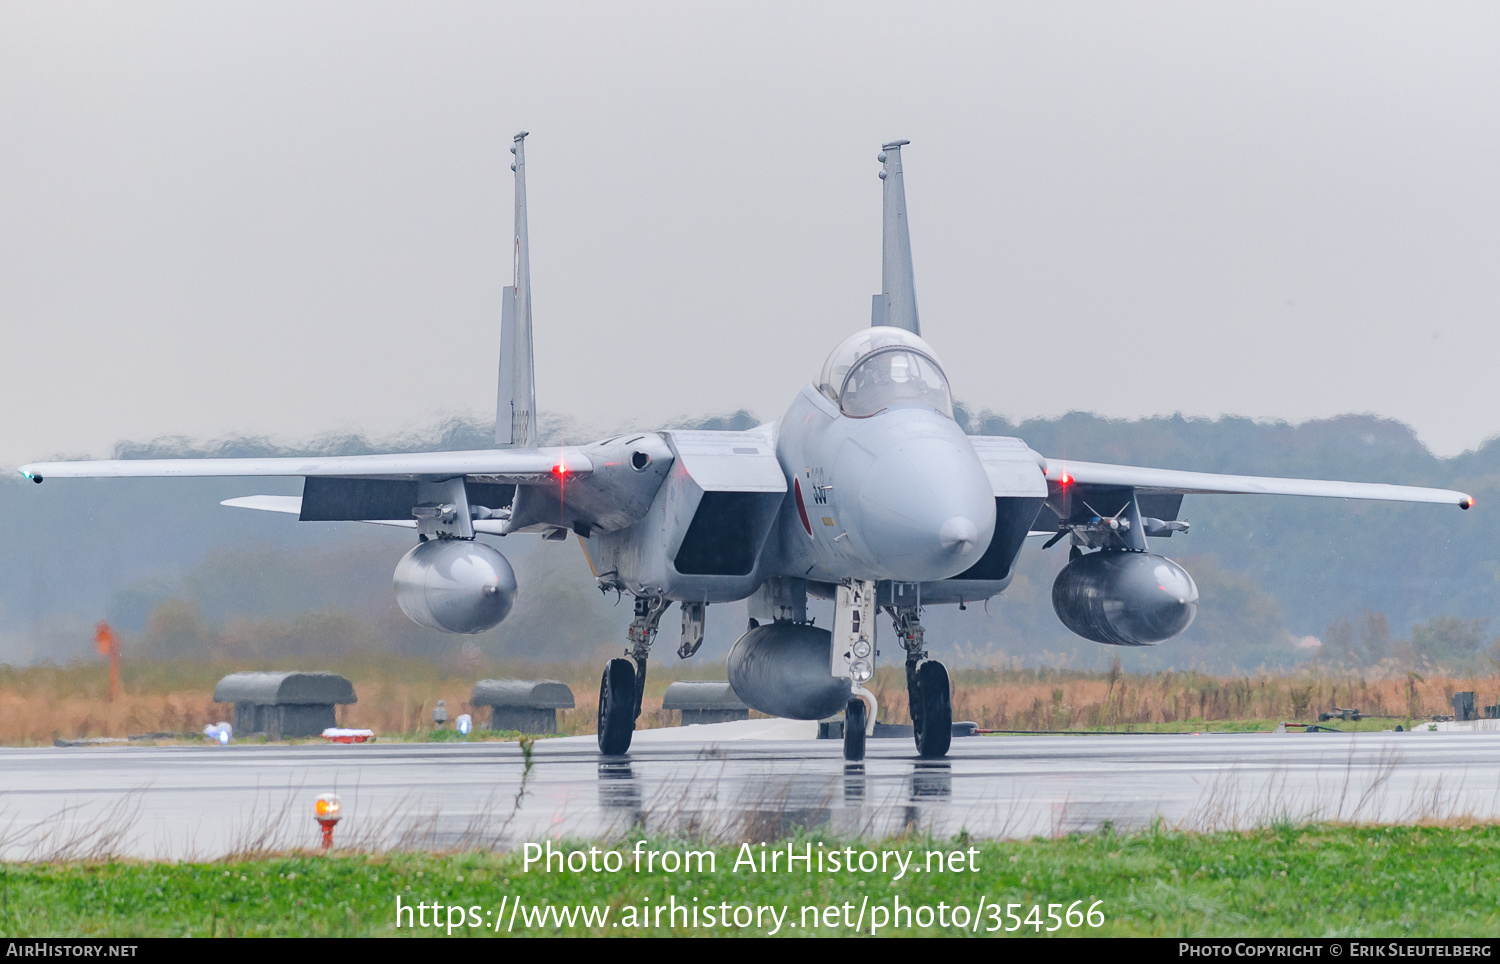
17;466;41;484
1461;496;1475;510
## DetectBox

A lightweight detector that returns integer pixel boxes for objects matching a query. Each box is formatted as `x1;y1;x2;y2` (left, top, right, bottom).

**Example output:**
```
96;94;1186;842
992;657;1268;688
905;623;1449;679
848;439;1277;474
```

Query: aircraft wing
17;447;591;484
1041;458;1474;508
219;495;509;533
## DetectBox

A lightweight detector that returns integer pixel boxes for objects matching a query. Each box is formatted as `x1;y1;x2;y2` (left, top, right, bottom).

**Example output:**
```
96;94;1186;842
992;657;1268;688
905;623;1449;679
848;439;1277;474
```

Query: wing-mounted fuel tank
1052;550;1199;645
726;622;851;720
394;539;519;634
583;430;786;601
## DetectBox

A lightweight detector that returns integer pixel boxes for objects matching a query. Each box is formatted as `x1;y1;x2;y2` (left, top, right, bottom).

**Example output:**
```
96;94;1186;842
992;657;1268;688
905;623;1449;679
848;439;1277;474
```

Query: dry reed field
0;657;1494;744
936;664;1497;731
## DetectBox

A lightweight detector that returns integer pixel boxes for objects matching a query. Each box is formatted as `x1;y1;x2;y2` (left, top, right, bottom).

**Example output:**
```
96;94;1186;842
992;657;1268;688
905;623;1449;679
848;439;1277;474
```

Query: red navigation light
1462;496;1475;510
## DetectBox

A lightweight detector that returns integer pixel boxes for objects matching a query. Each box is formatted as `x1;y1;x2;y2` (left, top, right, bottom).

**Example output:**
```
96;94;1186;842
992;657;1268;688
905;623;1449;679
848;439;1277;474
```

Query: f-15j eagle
21;134;1474;762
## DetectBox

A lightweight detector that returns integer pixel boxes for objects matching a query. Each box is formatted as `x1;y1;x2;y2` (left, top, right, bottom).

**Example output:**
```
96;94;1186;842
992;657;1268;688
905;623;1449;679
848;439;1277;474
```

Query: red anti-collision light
1058;473;1073;487
552;463;569;479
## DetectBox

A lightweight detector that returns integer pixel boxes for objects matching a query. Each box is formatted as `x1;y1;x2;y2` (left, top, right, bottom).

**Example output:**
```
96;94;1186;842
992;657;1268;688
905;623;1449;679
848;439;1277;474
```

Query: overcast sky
2;2;1497;466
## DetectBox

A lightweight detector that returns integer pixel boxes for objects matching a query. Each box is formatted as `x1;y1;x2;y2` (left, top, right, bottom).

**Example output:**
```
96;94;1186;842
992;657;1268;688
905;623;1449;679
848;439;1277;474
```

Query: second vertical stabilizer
497;131;538;448
871;139;920;335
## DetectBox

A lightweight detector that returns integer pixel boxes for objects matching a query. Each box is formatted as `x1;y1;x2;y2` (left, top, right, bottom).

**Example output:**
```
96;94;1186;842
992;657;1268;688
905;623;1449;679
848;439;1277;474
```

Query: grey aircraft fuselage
565;329;1037;618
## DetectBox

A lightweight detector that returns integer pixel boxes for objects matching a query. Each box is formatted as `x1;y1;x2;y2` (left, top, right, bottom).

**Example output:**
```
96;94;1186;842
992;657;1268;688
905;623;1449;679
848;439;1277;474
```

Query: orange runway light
314;793;342;852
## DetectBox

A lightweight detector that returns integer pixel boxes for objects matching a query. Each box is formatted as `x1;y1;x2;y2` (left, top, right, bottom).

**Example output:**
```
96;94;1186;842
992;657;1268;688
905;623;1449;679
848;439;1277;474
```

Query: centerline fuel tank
726;622;851;720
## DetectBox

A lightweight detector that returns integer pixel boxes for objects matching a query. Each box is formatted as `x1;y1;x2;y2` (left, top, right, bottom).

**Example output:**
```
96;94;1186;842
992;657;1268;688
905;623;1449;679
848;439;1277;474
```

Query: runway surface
1;723;1497;860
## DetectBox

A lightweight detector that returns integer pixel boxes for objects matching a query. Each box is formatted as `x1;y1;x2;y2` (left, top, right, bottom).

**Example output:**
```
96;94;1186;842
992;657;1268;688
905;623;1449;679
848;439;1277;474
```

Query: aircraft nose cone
939;516;979;549
849;432;996;581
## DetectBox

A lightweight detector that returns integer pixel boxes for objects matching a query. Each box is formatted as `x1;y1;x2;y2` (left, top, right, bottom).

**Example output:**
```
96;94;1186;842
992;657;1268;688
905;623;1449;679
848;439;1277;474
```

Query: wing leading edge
18;446;591;484
1042;457;1473;508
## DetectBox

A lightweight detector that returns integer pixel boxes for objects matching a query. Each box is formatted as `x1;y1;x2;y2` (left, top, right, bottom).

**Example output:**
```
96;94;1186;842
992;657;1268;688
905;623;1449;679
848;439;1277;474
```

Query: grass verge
2;824;1496;937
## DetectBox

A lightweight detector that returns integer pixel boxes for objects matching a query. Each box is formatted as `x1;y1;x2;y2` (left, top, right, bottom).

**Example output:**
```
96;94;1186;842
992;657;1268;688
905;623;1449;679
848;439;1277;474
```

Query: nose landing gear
910;658;952;758
843;697;868;762
894;607;952;759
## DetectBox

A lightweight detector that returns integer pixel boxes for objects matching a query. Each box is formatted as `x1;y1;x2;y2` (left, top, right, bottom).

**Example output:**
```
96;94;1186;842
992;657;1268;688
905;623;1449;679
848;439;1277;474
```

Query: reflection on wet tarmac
843;763;866;803
598;761;642;823
2;729;1495;858
910;760;951;800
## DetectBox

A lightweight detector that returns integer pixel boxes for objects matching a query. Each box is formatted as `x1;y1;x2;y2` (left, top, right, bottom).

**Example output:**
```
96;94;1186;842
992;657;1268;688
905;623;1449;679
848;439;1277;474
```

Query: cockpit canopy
818;327;953;419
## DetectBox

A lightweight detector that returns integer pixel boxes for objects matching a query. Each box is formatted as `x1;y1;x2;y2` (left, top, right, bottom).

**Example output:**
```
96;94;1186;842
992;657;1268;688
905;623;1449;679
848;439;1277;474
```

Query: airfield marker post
314;793;342;853
93;621;120;702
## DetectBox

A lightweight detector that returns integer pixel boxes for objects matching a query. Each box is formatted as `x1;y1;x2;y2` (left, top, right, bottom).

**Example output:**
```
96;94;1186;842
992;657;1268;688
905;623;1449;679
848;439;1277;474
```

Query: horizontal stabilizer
221;495;301;515
221;495;508;533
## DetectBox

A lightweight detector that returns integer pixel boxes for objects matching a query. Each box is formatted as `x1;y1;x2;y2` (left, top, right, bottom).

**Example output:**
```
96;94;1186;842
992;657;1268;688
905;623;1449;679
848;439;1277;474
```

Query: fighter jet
19;134;1474;762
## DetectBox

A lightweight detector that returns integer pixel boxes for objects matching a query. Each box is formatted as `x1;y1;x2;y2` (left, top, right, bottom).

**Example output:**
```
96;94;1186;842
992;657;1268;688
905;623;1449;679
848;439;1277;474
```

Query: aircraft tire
905;660;922;732
913;659;952;759
843;697;867;763
598;658;637;755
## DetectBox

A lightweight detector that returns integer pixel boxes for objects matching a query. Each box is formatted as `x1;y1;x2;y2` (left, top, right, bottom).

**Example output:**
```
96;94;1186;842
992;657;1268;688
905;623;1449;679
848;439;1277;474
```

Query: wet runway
1;724;1498;860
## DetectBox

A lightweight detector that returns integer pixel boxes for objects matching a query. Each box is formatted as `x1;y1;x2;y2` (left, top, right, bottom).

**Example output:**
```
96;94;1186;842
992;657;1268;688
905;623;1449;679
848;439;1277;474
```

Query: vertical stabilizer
871;139;920;335
497;131;538;448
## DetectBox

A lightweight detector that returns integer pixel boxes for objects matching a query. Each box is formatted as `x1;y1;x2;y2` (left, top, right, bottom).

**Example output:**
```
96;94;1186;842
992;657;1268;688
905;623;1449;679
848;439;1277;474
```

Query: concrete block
213;672;357;740
1453;691;1477;722
662;681;749;725
470;679;576;734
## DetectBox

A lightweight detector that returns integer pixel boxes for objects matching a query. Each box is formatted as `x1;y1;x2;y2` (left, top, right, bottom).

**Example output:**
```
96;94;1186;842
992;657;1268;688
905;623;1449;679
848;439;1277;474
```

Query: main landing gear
894;607;951;759
597;658;636;755
597;594;668;755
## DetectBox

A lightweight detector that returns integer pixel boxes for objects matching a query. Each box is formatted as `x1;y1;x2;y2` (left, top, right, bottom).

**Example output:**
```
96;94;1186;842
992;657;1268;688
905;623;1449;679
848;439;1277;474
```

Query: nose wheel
909;658;952;759
894;606;952;759
843;697;868;762
597;657;637;755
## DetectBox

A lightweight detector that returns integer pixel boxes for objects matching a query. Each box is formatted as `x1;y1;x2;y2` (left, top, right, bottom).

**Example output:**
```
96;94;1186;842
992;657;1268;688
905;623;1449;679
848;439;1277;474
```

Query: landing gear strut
597;593;669;755
893;607;951;759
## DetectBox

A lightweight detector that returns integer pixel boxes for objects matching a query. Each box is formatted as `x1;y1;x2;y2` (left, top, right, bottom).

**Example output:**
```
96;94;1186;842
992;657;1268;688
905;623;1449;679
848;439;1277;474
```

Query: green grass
3;824;1498;936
